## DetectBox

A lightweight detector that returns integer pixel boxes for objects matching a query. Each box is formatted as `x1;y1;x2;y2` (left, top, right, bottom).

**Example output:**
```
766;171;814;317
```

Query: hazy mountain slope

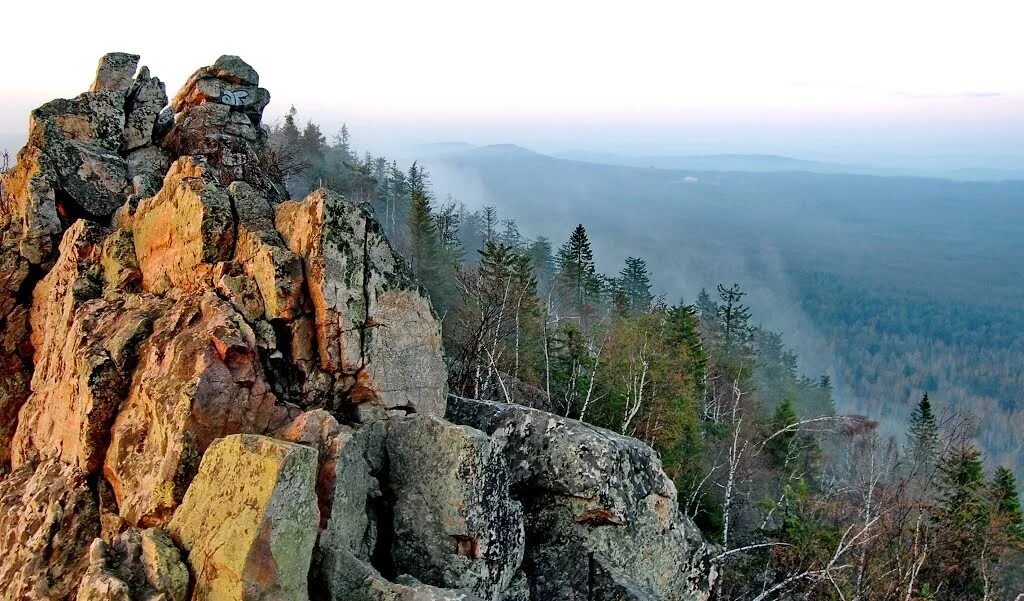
423;144;1024;471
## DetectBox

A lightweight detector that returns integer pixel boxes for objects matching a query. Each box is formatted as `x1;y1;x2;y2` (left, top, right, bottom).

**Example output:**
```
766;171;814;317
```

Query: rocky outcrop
387;416;525;599
0;53;713;601
276;189;447;413
104;291;296;527
447;397;717;600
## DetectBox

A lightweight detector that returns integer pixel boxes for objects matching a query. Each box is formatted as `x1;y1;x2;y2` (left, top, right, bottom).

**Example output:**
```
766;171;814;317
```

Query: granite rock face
0;53;713;601
446;397;717;600
167;434;319;601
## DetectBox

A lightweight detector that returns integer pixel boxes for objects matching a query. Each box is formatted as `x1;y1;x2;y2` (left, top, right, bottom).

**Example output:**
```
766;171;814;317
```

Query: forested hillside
419;142;1024;484
253;110;1024;598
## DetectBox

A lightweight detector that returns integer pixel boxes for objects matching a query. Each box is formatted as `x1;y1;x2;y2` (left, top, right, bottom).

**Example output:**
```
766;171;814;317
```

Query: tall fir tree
526;236;556;299
908;393;939;472
991;466;1024;540
931;445;992;598
617;256;654;314
555;224;600;318
716;283;753;355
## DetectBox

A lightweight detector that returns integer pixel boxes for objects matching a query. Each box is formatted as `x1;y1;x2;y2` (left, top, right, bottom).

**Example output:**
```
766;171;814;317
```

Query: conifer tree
664;301;706;392
525;236;556;298
555;224;600;317
766;397;799;469
931;445;991;598
408;189;439;279
716;283;753;355
618;256;654;314
991;466;1024;540
908;393;939;471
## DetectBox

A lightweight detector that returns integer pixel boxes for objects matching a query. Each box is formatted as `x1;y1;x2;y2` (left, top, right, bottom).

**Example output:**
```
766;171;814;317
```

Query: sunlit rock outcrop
0;52;715;601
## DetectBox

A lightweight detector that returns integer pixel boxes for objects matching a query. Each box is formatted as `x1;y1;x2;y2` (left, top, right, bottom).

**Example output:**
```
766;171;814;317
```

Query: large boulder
123;67;168;153
90;53;141;94
387;416;525;600
0;458;99;599
161;56;278;196
104;292;296;527
167;434;319;601
228;181;305;321
447;397;717;600
133;156;235;294
276;189;446;415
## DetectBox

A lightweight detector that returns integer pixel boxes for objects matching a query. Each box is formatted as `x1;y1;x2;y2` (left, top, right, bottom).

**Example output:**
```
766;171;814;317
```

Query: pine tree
555;224;600;318
618;256;654;314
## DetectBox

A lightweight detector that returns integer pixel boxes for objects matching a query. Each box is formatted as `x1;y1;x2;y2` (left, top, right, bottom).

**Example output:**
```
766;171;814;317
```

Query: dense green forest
262;110;1024;599
795;272;1024;472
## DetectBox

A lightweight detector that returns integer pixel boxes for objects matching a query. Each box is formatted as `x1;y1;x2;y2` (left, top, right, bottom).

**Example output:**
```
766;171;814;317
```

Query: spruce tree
716;283;753;355
618;256;654;314
932;445;991;597
525;237;556;298
991;466;1024;540
408;188;450;309
555;224;600;317
908;393;939;470
766;397;799;468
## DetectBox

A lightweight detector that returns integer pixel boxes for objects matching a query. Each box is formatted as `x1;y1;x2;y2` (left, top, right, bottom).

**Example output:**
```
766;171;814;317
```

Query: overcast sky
3;0;1023;163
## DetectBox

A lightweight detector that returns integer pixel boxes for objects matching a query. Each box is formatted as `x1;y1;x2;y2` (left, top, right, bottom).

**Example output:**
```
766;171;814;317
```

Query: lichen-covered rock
161;56;278;196
447;397;717;600
276;189;446;414
0;458;99;600
229;181;305;321
133;156;235;294
307;420;388;597
90;53;140;94
12;222;164;473
123;67;168;152
126;145;170;197
387;416;524;600
104;291;296;526
27;93;131;219
167;434;319;601
76;528;189;601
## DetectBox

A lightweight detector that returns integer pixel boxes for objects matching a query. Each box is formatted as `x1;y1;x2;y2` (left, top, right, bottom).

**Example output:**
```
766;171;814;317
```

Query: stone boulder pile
0;53;715;600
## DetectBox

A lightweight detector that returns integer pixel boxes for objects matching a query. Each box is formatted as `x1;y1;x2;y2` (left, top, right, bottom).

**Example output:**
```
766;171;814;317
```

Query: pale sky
3;0;1023;162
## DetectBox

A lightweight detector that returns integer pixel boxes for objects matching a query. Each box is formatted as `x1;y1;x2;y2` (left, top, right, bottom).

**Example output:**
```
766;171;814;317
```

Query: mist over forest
417;143;1024;461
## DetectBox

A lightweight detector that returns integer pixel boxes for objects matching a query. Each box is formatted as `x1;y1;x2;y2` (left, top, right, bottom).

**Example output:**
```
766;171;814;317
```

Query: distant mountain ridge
416;142;1024;182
